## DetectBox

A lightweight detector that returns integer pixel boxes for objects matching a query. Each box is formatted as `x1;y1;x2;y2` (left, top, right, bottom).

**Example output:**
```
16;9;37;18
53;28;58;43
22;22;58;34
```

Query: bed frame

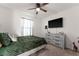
18;44;46;56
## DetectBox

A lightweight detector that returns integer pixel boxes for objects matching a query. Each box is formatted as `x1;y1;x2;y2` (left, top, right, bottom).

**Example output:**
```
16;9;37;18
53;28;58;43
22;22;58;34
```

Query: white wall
40;6;79;50
32;18;42;37
0;5;13;33
0;5;41;37
13;10;41;36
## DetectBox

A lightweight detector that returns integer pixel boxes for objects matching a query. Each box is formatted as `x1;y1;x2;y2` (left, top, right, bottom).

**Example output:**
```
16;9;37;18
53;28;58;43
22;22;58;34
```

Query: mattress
0;36;46;56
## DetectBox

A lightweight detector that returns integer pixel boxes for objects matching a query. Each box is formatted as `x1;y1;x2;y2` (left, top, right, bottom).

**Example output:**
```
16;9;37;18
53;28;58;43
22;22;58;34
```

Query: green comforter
0;36;46;56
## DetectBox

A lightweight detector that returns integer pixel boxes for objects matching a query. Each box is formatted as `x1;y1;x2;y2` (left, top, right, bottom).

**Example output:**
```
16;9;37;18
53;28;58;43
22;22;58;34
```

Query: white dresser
45;33;65;49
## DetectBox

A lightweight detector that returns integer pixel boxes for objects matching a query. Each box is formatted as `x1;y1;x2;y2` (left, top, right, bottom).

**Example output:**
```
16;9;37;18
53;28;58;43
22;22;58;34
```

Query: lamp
45;25;50;33
45;25;48;29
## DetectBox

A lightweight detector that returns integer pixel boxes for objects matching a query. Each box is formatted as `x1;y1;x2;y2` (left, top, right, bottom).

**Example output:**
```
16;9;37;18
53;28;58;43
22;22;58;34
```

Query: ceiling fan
28;3;48;14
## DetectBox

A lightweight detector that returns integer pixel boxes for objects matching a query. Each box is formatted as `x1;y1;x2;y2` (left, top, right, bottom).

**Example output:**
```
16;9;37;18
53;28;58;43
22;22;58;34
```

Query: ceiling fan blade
36;3;40;8
41;3;48;7
40;8;47;12
27;8;36;10
36;11;38;14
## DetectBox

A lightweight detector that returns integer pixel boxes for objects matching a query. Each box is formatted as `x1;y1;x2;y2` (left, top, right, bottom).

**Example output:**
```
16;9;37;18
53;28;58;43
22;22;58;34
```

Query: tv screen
48;17;63;28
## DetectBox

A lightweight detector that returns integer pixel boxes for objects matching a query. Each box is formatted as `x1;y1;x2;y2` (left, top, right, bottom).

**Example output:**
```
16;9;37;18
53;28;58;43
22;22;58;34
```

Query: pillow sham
8;34;17;42
0;42;2;48
0;33;12;46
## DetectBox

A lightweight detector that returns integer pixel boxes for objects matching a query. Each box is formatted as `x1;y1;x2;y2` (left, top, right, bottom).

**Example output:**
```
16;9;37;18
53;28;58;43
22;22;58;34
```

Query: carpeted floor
31;44;79;56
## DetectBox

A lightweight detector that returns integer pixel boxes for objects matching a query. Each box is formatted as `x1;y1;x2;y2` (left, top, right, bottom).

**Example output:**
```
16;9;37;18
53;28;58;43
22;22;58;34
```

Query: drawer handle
55;36;60;38
55;40;59;41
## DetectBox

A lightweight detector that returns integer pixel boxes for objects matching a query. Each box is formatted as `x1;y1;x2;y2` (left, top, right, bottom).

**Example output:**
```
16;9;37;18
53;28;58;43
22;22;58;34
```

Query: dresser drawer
54;37;64;41
54;39;60;42
54;35;64;38
46;34;51;36
54;36;60;38
54;39;64;44
55;42;60;46
54;42;62;47
45;33;65;49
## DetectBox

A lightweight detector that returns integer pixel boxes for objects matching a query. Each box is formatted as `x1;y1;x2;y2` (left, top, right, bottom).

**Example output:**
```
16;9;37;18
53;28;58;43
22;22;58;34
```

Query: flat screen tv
48;17;63;28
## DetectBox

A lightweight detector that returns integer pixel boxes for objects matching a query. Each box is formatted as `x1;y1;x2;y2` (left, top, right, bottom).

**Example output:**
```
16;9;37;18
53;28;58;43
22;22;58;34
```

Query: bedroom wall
32;18;42;37
0;5;41;37
40;6;79;50
0;5;13;34
12;10;41;36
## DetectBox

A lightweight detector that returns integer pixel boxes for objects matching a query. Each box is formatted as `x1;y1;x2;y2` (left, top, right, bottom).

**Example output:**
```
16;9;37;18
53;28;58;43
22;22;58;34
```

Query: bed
0;34;47;56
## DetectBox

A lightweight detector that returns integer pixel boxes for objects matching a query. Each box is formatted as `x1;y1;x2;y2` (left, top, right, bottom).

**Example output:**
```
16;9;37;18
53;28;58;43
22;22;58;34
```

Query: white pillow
8;34;17;42
0;42;2;48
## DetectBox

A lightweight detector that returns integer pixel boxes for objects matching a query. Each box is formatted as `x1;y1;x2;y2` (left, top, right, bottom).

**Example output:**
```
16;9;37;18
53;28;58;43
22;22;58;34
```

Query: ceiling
0;3;79;19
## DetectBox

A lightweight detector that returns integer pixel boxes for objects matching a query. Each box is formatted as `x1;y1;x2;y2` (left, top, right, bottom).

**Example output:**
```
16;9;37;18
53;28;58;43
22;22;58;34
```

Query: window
22;19;33;36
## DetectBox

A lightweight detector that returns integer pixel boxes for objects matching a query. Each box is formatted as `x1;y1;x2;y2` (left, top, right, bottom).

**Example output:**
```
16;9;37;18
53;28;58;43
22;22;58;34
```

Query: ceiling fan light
36;8;40;11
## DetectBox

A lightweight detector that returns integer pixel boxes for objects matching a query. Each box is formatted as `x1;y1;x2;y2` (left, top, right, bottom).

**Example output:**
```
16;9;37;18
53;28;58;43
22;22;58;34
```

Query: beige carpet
31;44;79;56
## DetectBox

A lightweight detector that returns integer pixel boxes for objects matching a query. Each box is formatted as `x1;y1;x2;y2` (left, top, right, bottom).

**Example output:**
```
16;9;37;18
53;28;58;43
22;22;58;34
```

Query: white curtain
22;19;33;36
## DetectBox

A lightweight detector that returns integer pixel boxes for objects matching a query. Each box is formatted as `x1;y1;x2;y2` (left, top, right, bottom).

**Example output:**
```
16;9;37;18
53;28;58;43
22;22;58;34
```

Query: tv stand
45;33;65;49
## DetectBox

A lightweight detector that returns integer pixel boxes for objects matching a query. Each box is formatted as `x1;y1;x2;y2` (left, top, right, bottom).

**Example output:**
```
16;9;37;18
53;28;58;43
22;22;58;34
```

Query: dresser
45;33;65;49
